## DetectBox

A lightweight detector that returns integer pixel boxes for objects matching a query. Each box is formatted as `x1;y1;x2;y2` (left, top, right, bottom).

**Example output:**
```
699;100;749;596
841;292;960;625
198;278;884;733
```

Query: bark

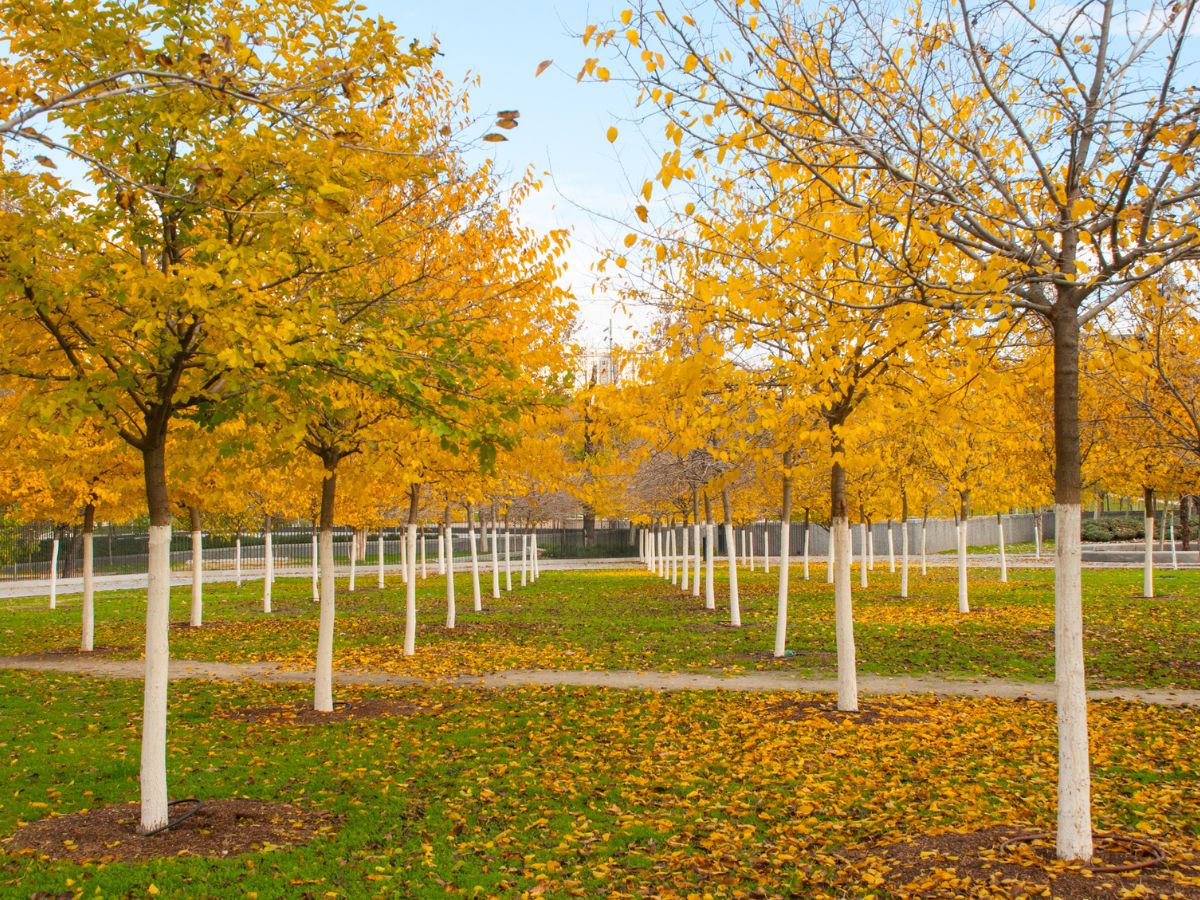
957;492;970;614
704;492;715;610
188;507;203;626
773;475;793;658
48;534;59;609
314;469;338;713
721;487;741;626
1052;302;1092;862
404;486;420;656
263;515;274;613
831;458;857;712
1143;487;1155;598
81;503;95;652
468;504;482;612
900;494;909;599
998;514;1008;583
139;437;171;834
445;505;456;628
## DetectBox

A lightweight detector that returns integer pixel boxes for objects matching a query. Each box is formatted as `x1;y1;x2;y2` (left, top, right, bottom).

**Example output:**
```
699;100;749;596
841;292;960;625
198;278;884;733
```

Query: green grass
3;563;1199;689
0;672;1197;898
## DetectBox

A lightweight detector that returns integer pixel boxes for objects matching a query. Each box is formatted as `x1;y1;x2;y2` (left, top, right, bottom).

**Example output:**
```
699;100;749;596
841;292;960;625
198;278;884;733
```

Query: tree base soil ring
2;799;336;863
766;698;930;726
840;825;1200;899
219;697;434;725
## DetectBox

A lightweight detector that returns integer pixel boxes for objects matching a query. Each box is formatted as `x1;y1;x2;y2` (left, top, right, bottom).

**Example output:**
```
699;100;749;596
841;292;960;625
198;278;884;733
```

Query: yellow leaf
620;9;633;25
596;66;610;81
623;233;637;248
683;54;699;73
607;126;619;143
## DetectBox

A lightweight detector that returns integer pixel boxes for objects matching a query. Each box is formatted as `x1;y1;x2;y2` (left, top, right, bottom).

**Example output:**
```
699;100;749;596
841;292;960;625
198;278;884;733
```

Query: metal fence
0;522;640;582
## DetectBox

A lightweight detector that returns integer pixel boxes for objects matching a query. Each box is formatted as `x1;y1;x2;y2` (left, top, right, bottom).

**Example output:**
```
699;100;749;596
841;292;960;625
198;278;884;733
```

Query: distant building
575;347;624;387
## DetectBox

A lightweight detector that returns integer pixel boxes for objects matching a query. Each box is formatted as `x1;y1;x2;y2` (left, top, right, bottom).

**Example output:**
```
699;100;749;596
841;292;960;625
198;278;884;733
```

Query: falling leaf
535;59;553;76
482;133;507;142
33;155;55;169
496;120;518;130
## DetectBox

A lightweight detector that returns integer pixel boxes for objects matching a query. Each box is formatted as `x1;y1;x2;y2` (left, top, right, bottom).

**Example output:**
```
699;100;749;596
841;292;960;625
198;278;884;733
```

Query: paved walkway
1;655;1196;707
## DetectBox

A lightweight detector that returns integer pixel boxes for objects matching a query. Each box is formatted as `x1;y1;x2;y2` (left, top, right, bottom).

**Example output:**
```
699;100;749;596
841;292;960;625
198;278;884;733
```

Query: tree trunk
48;532;59;609
404;486;420;656
139;437;172;835
900;493;909;599
263;515;273;613
421;523;428;579
310;529;318;603
491;501;501;599
802;508;810;580
189;507;202;628
921;514;929;575
831;458;857;712
235;532;242;588
858;520;868;589
886;521;895;573
445;505;456;628
1143;487;1155;598
505;525;513;591
1181;494;1191;551
378;531;386;589
314;469;338;713
582;503;596;547
681;522;690;592
692;488;702;598
721;487;741;627
81;503;95;652
998;514;1008;583
773;475;793;658
957;492;970;614
521;530;529;586
348;526;357;592
468;504;482;612
704;493;715;610
1052;302;1092;862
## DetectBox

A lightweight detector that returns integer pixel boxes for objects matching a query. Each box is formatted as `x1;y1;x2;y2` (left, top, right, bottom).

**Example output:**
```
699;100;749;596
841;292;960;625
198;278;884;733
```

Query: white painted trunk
657;530;665;577
1143;516;1154;598
445;523;456;627
773;521;791;657
803;524;810;580
762;531;769;574
469;522;481;612
887;523;895;573
998;520;1008;583
398;528;406;585
858;524;867;589
921;522;928;575
81;531;94;652
491;522;501;599
669;529;677;584
190;529;203;627
900;522;909;599
681;526;690;591
749;530;755;572
404;524;417;656
235;536;242;588
314;527;336;713
505;528;512;591
692;524;701;598
379;532;386;589
724;521;741;627
826;527;834;584
833;517;858;712
867;528;875;570
311;534;319;602
521;532;528;586
532;538;540;581
348;540;357;592
438;532;445;575
1034;519;1041;561
263;531;274;613
49;536;59;609
1170;517;1178;570
420;527;428;579
957;520;969;613
1055;502;1093;861
139;524;172;834
704;523;715;610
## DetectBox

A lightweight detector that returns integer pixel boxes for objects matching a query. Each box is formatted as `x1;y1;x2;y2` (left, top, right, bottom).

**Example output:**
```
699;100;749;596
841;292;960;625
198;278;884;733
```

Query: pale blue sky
372;1;652;346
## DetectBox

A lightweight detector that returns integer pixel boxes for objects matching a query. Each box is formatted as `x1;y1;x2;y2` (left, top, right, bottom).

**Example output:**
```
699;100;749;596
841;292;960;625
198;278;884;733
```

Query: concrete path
1;655;1196;707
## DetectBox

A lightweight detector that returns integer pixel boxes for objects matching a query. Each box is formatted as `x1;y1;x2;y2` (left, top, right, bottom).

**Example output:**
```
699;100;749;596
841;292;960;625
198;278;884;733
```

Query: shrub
1081;517;1145;542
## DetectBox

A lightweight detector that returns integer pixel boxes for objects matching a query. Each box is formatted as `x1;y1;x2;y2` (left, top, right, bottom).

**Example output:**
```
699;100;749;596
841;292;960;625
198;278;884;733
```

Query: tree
593;0;1200;859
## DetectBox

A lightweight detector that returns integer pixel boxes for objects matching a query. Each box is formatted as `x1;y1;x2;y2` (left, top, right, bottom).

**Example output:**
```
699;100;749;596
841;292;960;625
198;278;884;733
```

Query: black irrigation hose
140;798;203;837
997;830;1167;874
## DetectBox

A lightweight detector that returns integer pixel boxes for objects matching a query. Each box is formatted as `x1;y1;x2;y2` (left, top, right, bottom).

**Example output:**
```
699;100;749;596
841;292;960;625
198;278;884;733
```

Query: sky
373;0;655;349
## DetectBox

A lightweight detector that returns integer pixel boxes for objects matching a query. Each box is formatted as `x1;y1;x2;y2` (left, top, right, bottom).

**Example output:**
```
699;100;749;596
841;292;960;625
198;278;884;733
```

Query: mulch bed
765;698;930;726
3;799;336;863
840;825;1200;899
218;697;433;725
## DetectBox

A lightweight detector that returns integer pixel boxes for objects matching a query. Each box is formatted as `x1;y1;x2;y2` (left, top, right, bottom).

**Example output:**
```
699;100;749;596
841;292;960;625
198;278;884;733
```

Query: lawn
2;564;1198;689
0;672;1198;898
